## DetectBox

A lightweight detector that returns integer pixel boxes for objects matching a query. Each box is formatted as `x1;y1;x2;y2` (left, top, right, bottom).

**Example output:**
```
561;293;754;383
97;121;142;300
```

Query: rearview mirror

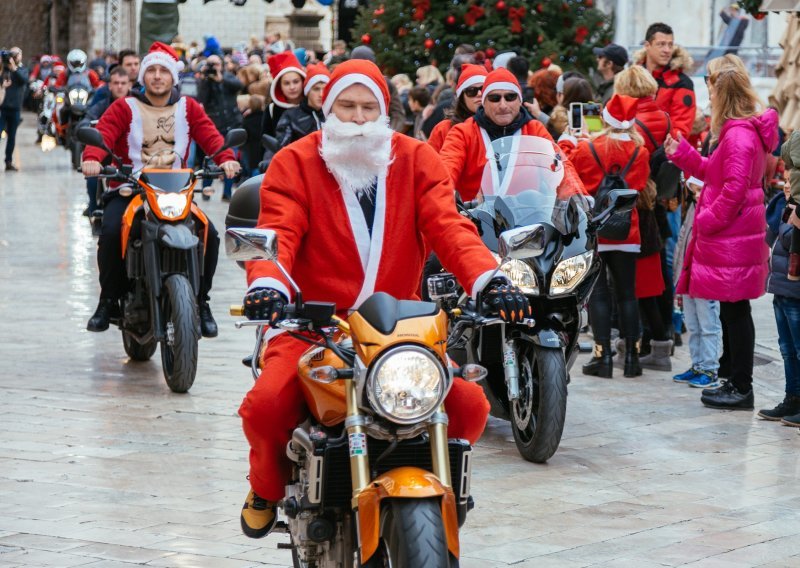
223;128;248;150
261;134;279;154
594;189;638;227
225;228;278;261
76;127;108;151
498;224;545;260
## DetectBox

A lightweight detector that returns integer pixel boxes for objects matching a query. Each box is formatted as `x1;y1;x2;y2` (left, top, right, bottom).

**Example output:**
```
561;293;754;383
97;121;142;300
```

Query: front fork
501;324;521;402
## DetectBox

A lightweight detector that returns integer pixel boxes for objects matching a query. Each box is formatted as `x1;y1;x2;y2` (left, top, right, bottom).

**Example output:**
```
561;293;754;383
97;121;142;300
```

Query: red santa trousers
239;333;491;501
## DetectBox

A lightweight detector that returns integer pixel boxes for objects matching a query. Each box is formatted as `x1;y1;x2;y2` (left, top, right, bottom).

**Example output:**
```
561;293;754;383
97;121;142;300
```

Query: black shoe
82;207;91;217
781;412;800;427
5;162;17;172
87;299;120;332
582;342;612;378
758;395;800;421
199;302;218;338
673;332;683;347
701;380;754;410
623;337;642;377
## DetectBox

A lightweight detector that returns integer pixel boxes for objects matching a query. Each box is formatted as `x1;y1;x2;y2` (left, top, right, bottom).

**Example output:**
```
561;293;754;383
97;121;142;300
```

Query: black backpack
589;142;639;241
635;115;682;199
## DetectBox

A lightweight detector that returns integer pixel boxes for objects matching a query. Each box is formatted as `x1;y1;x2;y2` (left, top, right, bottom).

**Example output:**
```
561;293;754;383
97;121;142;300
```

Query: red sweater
247;132;498;313
561;135;650;250
83;94;234;176
440;116;585;201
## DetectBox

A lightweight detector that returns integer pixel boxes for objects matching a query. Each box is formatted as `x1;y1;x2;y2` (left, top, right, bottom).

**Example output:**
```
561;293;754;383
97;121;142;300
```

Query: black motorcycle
77;126;247;392
60;74;93;170
429;135;636;463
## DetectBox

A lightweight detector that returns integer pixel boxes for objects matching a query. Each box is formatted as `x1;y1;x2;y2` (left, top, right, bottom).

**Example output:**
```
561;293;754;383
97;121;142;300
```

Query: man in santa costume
439;67;585;201
238;58;531;538
81;42;240;336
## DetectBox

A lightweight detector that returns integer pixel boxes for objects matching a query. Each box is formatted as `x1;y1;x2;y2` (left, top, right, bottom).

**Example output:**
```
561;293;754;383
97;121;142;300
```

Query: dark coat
197;72;243;133
275;101;324;149
766;193;800;300
0;65;28;110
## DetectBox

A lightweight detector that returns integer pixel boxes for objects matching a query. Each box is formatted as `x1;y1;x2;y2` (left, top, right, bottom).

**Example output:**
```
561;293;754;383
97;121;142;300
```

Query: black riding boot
583;341;613;378
623;338;642;377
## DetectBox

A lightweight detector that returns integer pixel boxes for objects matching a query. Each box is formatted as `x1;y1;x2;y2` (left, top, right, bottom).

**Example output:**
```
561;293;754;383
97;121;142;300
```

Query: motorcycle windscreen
140;170;192;193
480;135;570;233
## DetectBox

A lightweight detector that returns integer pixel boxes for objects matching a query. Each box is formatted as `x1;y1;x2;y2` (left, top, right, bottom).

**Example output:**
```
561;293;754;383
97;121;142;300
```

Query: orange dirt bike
77;127;247;392
226;227;491;568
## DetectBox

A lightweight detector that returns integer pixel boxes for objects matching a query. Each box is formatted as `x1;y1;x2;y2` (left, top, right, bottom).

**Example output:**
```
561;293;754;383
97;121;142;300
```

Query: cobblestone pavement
1;118;799;568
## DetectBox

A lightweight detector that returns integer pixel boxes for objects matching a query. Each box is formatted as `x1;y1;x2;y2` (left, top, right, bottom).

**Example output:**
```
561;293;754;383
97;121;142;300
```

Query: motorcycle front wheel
511;345;568;463
122;330;157;361
160;274;200;393
363;498;455;568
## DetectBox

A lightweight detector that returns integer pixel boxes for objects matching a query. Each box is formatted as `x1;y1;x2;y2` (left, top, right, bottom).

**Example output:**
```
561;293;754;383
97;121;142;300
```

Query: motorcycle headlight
367;346;447;425
550;251;594;295
68;89;89;105
155;192;189;219
492;253;538;295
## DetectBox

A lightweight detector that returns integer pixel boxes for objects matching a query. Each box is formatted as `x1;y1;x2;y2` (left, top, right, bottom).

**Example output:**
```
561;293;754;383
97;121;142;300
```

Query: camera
569;102;604;134
0;50;11;64
203;62;218;77
427;272;458;302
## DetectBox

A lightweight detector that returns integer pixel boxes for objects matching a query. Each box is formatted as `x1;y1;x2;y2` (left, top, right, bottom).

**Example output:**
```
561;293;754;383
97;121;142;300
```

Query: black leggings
639;297;668;341
719;300;755;393
589;251;639;344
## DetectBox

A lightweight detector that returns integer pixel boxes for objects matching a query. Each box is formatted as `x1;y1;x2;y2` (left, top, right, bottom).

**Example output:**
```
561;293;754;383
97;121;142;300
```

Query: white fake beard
320;113;394;200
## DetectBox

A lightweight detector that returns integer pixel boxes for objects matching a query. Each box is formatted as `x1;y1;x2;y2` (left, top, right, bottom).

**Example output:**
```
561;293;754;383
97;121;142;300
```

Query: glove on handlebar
484;277;532;323
243;287;287;324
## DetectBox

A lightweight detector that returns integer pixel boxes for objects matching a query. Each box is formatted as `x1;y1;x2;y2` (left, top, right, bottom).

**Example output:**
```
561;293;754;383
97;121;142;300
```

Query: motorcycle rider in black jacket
274;63;329;149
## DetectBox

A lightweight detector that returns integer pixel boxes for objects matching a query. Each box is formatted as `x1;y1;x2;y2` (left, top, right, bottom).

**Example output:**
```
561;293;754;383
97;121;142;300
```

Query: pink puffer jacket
670;109;778;301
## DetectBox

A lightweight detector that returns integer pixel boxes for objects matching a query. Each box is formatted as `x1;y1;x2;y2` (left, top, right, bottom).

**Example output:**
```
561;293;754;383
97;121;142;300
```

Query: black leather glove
484;277;532;323
243;287;287;324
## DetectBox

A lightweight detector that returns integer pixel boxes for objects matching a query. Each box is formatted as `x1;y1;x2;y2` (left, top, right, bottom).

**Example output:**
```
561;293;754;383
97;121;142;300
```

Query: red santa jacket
560;135;651;251
427;119;453;153
440;116;586;201
246;132;499;312
633;47;696;137
634;97;671;154
54;69;104;89
82;92;235;175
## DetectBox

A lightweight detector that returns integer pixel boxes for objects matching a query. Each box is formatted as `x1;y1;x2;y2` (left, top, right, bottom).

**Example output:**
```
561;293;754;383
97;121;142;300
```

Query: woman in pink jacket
665;63;778;410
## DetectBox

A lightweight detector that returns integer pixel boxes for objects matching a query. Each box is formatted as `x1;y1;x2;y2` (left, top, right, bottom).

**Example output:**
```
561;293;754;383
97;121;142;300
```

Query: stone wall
0;0;51;59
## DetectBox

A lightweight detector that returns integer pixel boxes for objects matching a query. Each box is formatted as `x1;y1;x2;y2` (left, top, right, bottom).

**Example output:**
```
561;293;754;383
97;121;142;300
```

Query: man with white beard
237;59;531;538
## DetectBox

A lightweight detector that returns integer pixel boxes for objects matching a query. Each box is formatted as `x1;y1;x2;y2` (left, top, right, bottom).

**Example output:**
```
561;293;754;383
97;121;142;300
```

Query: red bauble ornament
373;5;384;17
536;2;544;13
486;47;496;58
575;25;589;44
361;33;372;45
424;38;435;50
397;27;408;37
541;57;552;68
446;14;456;25
586;0;594;5
537;34;544;43
754;11;766;20
496;0;507;10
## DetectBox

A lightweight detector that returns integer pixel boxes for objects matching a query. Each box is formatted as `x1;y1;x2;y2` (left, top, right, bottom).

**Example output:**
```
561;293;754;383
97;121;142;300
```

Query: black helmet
225;174;262;230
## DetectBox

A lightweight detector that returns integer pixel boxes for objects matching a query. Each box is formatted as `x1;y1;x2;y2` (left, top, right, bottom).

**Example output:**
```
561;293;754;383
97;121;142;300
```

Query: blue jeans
773;295;800;396
0;108;22;164
86;177;99;213
682;296;721;373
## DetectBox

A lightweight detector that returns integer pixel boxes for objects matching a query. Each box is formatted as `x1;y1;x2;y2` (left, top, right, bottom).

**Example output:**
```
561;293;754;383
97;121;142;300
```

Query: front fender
357;466;459;563
158;224;199;250
533;329;564;349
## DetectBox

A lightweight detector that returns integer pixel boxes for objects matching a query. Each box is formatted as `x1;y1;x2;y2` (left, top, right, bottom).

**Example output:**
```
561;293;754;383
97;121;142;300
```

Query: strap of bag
619;146;641;177
588;142;607;175
635;119;659;149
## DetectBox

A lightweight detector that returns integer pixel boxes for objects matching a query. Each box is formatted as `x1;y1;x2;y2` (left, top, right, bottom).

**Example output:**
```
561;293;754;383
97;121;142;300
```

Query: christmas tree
351;0;614;76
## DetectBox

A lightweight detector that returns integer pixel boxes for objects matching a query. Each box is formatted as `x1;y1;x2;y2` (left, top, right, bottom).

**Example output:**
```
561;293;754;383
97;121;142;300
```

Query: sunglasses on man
463;85;483;98
485;92;519;103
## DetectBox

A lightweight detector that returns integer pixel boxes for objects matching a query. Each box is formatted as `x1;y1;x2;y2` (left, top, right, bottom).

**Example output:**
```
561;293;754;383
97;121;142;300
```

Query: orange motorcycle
78;127;246;392
227;228;489;567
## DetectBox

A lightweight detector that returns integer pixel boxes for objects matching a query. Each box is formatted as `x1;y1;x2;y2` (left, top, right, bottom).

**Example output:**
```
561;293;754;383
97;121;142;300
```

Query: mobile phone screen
569;103;583;132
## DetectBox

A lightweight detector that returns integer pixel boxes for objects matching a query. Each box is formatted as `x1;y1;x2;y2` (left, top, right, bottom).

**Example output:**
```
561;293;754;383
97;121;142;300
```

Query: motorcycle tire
160;274;200;393
364;498;454;568
511;346;568;464
122;330;157;361
71;140;82;171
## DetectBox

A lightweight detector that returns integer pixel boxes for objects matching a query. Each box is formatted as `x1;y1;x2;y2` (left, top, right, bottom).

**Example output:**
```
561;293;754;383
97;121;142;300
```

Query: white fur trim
172;97;189;168
126;98;143;170
602;106;633;130
248;277;292;302
304;74;330;96
608;132;632;141
138;51;182;85
351;172;388;310
481;81;521;104
340;183;372;274
455;75;485;98
686;176;704;187
558;132;578;146
598;243;640;253
270;67;306;109
321;73;386;117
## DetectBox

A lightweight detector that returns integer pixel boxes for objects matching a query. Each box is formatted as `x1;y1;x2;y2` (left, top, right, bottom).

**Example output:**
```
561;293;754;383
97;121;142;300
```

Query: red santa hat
138;41;184;86
303;63;331;96
481;68;521;104
268;52;306;109
455;64;488;98
602;94;639;130
321;59;389;118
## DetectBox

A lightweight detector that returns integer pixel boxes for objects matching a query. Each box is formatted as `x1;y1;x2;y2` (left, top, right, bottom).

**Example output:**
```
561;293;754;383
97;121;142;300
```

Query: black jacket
474;105;535;140
275;101;324;149
766;194;800;300
1;65;28;110
197;72;243;133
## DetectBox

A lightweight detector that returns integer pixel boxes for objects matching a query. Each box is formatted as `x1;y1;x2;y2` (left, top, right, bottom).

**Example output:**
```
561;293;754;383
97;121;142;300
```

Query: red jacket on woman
561;135;651;251
427;119;452;152
634;97;670;153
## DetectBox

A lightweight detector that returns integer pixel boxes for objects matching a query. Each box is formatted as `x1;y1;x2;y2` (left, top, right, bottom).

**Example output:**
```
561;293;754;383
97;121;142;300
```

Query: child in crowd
672;177;722;388
759;167;800;424
781;130;800;280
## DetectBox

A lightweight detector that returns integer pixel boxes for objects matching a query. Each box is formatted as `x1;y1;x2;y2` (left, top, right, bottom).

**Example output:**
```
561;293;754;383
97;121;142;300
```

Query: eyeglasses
486;92;519;103
463;86;483;98
703;75;710;85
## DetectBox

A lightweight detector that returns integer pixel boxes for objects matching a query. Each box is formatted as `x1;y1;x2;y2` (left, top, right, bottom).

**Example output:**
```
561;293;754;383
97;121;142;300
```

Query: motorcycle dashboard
140;169;193;192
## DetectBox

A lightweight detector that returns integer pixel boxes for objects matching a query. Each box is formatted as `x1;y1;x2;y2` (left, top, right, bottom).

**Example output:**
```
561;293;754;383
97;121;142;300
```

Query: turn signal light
310;366;339;384
459;364;488;382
